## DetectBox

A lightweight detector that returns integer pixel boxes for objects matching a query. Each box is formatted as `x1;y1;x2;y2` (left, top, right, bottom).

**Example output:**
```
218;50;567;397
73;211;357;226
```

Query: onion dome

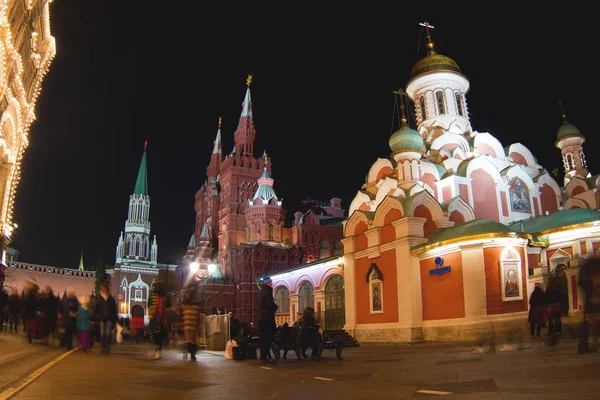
389;118;423;153
557;119;581;139
410;53;461;80
409;22;462;80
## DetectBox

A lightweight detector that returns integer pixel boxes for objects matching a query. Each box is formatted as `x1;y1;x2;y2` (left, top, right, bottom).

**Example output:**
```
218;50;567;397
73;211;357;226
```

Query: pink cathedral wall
483;247;528;315
420;251;465;320
540;184;558;214
471;169;499;221
355;249;398;324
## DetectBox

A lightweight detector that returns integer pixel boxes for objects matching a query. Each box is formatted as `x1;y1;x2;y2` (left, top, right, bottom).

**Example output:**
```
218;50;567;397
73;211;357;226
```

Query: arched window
419;96;426;121
269;224;274;241
455;92;464;116
298;281;314;312
435;91;445;115
333;241;343;256
319;240;329;259
274;286;290;314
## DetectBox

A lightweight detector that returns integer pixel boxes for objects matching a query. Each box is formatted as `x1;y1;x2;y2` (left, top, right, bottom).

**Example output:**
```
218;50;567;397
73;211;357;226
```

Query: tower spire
213;117;222;155
234;75;257;156
133;142;149;195
78;252;84;271
207;118;223;180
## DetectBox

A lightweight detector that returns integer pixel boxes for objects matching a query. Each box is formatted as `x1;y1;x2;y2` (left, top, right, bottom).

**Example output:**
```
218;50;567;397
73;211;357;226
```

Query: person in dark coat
578;256;600;353
257;277;278;363
545;276;564;344
528;284;546;339
95;281;118;354
7;293;21;333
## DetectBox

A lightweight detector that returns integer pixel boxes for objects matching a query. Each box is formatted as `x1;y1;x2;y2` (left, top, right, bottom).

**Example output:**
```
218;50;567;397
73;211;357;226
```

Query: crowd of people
0;279;120;353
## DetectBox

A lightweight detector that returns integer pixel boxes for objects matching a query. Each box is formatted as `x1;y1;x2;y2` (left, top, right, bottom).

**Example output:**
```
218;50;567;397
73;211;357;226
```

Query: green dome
389;124;424;153
557;121;580;139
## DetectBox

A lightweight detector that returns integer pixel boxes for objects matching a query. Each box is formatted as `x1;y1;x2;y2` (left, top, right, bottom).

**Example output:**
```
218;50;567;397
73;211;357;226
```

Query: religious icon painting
509;177;531;214
500;247;523;302
371;281;383;313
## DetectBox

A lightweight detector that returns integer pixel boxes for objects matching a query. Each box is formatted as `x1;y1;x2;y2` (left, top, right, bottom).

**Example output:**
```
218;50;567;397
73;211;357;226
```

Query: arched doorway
324;275;345;330
131;305;144;318
298;281;314;314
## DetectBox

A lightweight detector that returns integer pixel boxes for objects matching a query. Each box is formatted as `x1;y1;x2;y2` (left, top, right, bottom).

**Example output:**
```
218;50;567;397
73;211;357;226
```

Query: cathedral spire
133;141;149;195
213;117;222;155
207;118;223;180
234;75;256;156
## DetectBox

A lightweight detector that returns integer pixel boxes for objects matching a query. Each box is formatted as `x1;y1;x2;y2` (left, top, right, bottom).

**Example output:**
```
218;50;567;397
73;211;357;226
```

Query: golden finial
262;149;269;162
218;116;222;129
419;21;436;55
246;74;253;87
558;100;567;121
393;88;408;127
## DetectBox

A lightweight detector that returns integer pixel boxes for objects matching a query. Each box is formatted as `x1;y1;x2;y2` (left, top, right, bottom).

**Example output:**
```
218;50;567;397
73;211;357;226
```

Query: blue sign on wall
429;256;451;276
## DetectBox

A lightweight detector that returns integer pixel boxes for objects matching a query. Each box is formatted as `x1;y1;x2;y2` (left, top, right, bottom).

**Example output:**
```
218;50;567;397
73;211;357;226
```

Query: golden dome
410;53;462;80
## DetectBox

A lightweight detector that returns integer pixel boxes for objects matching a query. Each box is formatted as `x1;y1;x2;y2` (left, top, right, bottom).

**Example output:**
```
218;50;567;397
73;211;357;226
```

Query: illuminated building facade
180;76;345;323
270;22;600;344
108;144;177;322
0;0;56;273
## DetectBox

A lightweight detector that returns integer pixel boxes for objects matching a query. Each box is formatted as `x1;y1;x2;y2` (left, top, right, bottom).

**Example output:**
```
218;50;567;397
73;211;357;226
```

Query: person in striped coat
148;281;167;359
182;287;201;361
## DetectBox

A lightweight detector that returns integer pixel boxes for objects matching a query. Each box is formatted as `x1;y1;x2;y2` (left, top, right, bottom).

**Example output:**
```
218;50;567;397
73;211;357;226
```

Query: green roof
412;218;518;251
211;265;224;279
557;120;581;139
508;209;600;234
133;149;148;195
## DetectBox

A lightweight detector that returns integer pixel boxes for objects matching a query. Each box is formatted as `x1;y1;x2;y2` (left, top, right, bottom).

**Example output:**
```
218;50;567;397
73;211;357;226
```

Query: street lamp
189;261;200;275
207;262;217;276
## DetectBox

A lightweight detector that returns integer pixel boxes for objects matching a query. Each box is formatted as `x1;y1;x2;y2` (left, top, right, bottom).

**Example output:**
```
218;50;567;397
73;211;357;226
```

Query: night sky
11;4;594;269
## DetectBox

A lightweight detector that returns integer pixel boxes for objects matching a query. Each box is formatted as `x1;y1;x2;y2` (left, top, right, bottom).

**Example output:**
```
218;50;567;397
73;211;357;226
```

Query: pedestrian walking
578;256;600;353
95;281;118;354
181;287;201;361
257;277;278;364
545;274;564;345
528;283;546;339
76;296;93;352
148;281;167;359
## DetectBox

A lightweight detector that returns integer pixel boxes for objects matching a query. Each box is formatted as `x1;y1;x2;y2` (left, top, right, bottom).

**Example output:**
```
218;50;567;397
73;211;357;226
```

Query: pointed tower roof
213;117;222;154
252;165;279;202
78;252;84;271
211;264;224;279
133;141;149;195
188;234;196;248
200;223;210;239
241;76;253;117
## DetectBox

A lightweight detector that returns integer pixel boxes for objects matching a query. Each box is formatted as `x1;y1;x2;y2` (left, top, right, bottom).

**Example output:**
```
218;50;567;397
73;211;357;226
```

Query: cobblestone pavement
2;331;600;400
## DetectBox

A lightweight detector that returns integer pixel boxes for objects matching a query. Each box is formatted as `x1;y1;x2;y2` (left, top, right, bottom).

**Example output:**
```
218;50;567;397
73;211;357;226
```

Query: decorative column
290;294;299;323
313;289;325;327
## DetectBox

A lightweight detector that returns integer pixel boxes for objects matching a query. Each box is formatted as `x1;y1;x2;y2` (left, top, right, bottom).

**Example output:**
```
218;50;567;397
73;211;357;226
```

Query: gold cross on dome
419;21;436;54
